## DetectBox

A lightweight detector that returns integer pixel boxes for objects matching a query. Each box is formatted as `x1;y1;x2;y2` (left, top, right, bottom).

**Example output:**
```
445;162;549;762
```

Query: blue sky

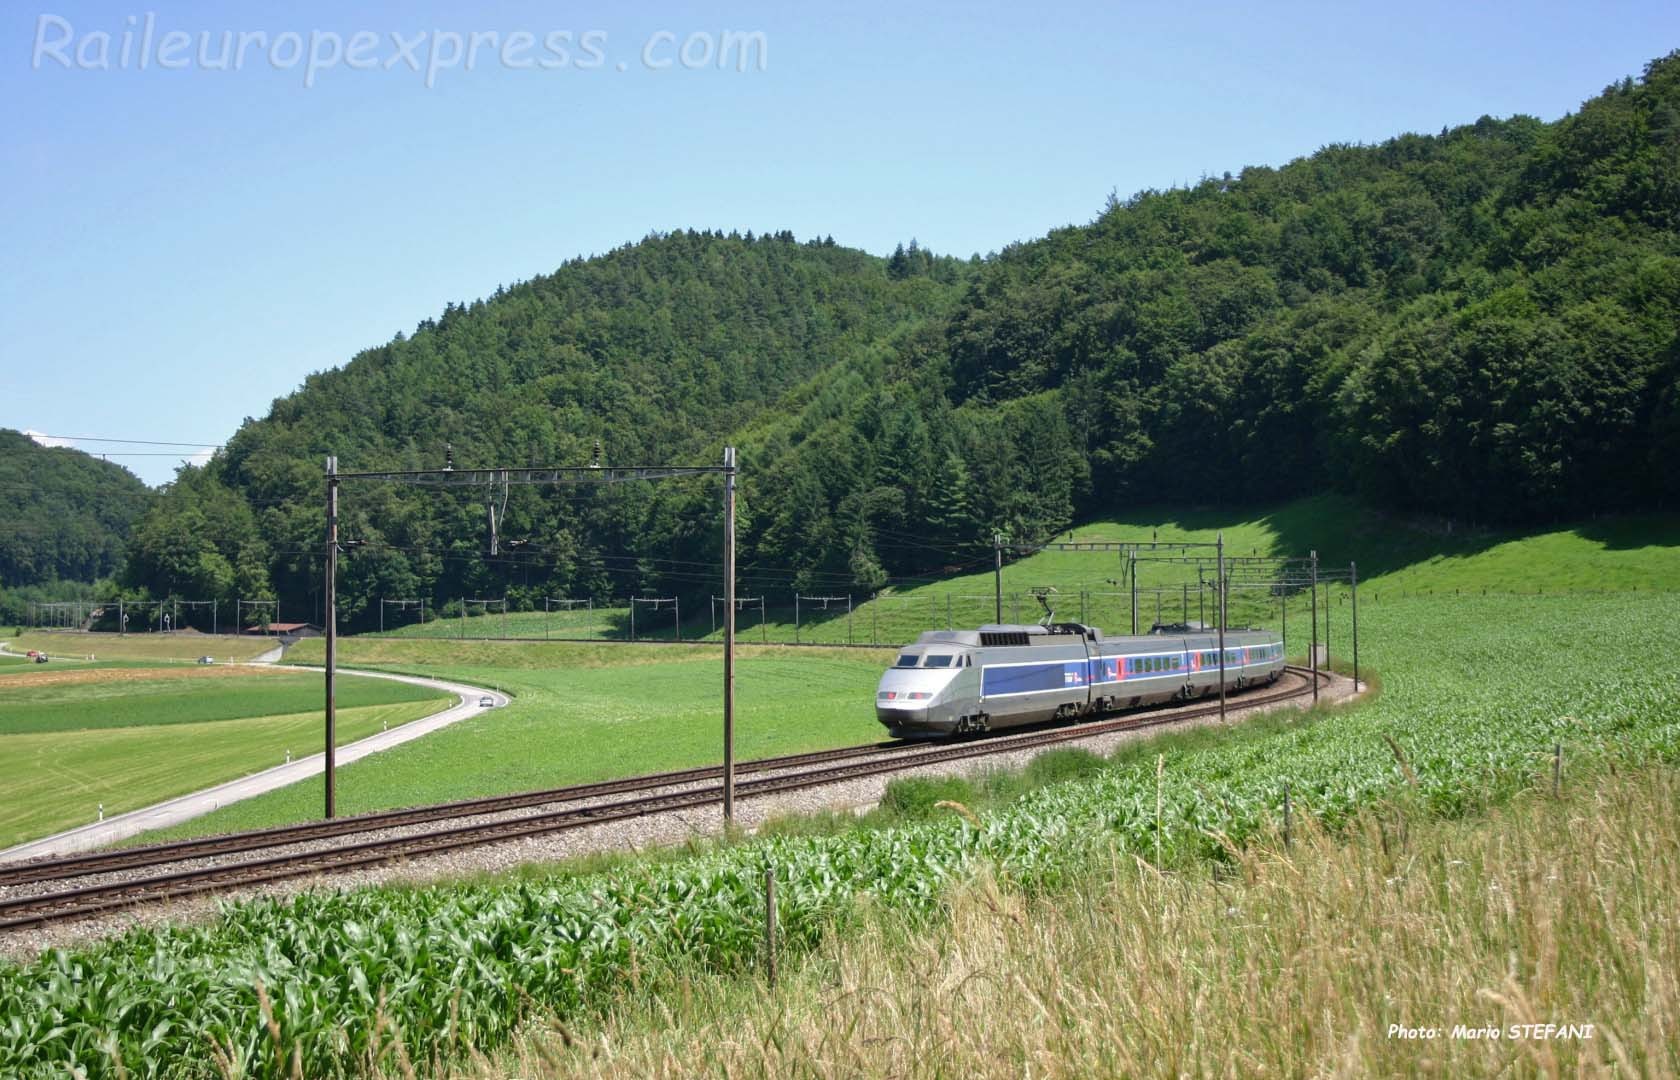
2;0;1676;485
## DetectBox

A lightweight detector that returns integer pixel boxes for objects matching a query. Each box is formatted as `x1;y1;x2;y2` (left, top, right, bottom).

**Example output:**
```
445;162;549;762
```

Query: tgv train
875;621;1285;737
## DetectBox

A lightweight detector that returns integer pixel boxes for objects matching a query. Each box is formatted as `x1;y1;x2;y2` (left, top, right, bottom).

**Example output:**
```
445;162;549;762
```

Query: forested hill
941;55;1680;522
118;53;1679;625
139;233;973;623
0;429;151;588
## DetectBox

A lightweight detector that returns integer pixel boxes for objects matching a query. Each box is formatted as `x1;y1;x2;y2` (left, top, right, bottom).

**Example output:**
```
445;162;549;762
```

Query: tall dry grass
464;766;1679;1079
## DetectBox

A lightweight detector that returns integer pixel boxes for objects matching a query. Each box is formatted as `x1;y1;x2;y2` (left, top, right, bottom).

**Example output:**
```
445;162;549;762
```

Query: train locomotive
875;620;1285;738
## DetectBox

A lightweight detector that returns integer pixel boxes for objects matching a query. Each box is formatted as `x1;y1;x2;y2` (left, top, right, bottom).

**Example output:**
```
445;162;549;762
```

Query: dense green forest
0;430;151;623
13;54;1679;628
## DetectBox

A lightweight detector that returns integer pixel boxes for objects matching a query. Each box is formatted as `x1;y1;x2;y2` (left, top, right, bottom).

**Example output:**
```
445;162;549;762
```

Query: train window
924;654;954;668
895;654;918;668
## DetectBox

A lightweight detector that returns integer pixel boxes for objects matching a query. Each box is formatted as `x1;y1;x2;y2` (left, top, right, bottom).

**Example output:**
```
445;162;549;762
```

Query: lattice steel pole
1351;561;1360;692
1310;550;1319;705
324;456;339;819
1217;531;1226;724
1324;576;1331;671
723;446;737;824
994;533;1003;623
1130;551;1139;635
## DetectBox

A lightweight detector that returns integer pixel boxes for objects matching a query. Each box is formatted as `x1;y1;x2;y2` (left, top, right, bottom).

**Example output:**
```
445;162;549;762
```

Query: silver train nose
876;703;928;726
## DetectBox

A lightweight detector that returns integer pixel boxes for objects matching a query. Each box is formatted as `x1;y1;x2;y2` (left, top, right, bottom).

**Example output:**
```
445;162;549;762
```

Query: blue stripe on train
980;661;1087;697
981;651;1281;696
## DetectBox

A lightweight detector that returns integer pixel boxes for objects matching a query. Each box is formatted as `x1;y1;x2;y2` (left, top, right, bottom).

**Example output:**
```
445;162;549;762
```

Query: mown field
0;668;440;736
139;640;893;841
732;493;1680;644
481;493;1673;647
0;669;448;848
375;606;630;641
4;631;281;663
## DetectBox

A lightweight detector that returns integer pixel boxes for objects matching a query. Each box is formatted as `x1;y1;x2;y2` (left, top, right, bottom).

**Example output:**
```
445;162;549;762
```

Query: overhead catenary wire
13;434;225;447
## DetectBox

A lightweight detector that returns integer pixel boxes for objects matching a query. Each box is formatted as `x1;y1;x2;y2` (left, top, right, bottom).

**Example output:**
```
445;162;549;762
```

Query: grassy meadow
0;668;441;736
4;631;281;663
141;494;1680;839
343;496;1680;651
375;606;630;641
552;493;1678;646
139;640;893;840
0;669;448;848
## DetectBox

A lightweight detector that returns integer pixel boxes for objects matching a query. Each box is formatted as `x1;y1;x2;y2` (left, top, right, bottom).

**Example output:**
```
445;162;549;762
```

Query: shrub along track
0;668;1324;931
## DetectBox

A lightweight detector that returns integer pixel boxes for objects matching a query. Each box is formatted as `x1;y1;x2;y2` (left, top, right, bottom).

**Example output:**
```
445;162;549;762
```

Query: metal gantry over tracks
324;448;741;822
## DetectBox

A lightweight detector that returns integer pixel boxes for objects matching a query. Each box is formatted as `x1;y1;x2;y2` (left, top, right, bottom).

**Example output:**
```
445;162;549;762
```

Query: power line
22;434;224;448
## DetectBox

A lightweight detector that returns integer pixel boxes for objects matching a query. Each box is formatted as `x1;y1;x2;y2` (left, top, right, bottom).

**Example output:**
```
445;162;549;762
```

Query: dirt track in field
0;665;290;692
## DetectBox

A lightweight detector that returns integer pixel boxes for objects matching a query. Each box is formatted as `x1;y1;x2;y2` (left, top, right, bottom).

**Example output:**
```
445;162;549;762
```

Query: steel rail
0;668;1324;930
1;665;1317;886
0;741;910;886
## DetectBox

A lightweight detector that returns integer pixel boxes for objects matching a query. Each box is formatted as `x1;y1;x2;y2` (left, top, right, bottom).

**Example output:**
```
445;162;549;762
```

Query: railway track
0;667;1324;931
0;740;910;887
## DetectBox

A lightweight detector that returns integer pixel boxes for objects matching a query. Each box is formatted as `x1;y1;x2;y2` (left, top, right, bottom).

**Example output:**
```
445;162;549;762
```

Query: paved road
0;665;509;862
